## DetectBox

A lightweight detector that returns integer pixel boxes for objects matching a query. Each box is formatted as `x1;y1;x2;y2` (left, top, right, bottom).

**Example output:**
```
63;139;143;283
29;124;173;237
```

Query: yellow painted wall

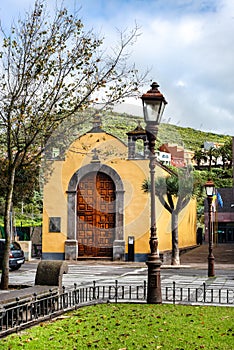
42;131;197;256
42;162;67;253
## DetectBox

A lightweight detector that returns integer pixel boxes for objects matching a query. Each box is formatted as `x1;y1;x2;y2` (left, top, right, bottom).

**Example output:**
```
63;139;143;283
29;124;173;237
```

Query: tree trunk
197;159;201;170
0;167;16;290
171;211;180;266
208;155;212;172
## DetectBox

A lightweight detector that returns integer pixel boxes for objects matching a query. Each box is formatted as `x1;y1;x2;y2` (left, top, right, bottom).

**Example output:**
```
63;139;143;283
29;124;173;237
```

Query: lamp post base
208;255;215;277
146;255;162;304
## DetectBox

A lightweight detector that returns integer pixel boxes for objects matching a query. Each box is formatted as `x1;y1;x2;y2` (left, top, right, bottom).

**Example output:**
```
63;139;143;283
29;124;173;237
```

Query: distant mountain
113;102;142;117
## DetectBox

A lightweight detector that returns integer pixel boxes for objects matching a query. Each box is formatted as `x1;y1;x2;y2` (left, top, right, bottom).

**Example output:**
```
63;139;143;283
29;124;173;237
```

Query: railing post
121;286;124;300
73;283;77;305
15;297;20;326
180;287;182;302
115;280;118;303
173;281;176;304
203;283;206;303
33;293;38;319
144;281;147;300
93;281;96;300
219;289;221;304
0;306;6;330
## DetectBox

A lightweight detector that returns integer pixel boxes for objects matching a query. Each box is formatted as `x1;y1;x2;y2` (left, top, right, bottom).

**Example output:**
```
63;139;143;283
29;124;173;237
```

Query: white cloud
177;18;203;44
176;80;187;87
0;0;234;135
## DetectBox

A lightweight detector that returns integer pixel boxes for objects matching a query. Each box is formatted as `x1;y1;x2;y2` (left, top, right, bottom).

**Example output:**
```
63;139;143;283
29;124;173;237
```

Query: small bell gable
126;121;149;159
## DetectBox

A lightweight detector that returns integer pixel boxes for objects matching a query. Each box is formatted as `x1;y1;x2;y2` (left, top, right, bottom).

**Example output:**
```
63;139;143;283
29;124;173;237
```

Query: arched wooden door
77;172;116;257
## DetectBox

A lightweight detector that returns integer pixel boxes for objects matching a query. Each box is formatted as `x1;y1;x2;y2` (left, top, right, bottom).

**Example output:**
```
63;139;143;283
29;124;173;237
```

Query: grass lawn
1;303;233;349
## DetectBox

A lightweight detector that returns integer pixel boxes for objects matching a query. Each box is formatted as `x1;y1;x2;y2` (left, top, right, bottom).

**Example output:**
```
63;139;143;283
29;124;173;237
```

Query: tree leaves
0;0;148;289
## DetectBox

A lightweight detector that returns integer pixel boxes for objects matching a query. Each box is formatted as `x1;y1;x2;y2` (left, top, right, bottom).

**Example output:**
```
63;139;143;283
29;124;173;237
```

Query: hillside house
159;143;186;167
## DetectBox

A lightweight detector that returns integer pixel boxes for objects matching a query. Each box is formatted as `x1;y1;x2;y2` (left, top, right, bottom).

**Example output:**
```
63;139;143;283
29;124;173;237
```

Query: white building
156;151;171;165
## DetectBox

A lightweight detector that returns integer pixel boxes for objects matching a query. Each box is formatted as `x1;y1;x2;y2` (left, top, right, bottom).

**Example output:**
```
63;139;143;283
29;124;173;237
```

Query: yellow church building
42;117;197;262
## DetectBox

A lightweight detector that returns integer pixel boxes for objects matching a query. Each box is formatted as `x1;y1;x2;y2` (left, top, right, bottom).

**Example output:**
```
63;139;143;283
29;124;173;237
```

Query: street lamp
141;82;167;303
205;179;215;277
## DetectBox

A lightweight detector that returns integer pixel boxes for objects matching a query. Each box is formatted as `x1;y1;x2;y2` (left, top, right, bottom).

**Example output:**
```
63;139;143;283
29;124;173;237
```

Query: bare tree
0;0;147;289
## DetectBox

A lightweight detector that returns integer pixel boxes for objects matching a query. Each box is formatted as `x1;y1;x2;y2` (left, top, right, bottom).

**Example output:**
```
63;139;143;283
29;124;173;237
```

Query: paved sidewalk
180;243;234;266
0;243;233;306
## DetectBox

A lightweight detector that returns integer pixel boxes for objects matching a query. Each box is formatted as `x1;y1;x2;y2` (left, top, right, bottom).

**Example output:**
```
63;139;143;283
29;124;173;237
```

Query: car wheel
10;265;21;271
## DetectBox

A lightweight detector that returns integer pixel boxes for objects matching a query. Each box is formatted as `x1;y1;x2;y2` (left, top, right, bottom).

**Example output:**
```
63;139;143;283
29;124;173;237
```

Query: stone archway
66;163;125;260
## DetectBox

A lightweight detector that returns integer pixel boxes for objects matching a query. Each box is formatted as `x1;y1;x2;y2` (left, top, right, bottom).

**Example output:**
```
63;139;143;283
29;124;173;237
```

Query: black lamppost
141;82;167;303
205;179;215;277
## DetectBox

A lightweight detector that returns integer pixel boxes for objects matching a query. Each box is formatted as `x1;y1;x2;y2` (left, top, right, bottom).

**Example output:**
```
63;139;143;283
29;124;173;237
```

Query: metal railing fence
164;281;234;305
0;280;233;338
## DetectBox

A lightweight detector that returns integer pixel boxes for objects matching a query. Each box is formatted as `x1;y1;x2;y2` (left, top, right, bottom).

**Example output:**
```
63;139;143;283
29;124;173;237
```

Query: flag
212;193;217;211
217;192;223;208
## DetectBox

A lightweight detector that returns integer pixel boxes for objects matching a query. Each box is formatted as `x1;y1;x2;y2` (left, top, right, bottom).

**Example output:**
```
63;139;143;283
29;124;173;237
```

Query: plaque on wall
49;217;61;232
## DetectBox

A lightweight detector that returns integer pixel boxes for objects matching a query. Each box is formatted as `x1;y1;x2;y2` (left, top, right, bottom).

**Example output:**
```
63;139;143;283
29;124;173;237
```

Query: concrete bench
35;260;68;291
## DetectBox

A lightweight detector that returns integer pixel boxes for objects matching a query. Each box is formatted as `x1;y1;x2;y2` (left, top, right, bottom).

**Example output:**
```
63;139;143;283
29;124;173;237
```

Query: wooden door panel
77;172;115;257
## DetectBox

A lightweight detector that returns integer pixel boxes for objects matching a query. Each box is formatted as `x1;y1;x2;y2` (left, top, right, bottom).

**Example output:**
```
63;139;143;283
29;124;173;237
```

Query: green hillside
99;111;231;150
0;111;231;230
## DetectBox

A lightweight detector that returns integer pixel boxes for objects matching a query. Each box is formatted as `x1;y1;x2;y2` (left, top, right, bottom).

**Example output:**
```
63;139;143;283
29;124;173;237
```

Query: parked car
0;239;25;271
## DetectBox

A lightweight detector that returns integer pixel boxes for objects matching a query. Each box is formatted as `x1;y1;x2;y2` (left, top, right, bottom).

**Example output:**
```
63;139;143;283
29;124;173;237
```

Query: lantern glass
143;100;165;124
205;181;215;197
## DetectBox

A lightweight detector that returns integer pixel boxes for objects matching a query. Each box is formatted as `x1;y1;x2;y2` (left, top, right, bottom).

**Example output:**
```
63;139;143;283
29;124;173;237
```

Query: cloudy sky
0;0;234;136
